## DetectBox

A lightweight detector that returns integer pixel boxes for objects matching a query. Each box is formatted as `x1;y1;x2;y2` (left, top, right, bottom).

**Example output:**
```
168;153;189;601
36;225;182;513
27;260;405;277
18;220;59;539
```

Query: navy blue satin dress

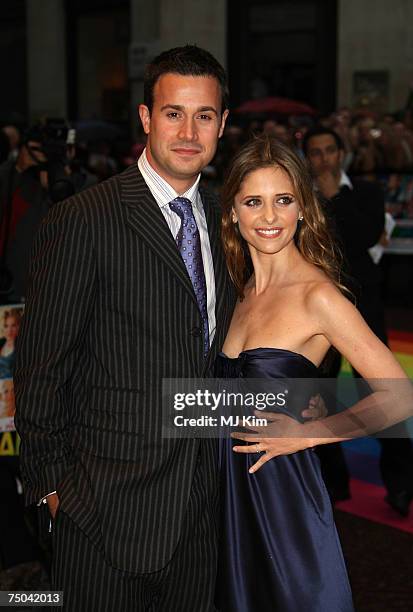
215;348;354;612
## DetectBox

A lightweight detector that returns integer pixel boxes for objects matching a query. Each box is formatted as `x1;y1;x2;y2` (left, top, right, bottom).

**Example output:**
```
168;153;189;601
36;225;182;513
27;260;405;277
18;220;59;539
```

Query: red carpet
388;328;413;357
388;329;413;343
336;328;413;534
336;478;413;534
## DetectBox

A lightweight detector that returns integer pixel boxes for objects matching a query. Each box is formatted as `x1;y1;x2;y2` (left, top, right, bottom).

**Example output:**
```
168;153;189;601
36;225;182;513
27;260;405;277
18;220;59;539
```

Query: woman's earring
298;215;304;221
232;214;238;224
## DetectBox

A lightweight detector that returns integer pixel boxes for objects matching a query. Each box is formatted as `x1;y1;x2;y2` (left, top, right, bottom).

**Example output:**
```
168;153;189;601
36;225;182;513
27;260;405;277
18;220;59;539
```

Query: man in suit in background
14;45;232;611
304;126;413;516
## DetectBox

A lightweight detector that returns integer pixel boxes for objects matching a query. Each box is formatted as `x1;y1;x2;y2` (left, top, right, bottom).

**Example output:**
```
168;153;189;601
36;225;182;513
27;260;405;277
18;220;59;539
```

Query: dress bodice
216;347;318;378
215;348;319;424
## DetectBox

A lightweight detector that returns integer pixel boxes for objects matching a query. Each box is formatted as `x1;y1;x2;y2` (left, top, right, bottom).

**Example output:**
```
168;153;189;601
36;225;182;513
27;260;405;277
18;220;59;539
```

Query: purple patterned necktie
169;197;209;354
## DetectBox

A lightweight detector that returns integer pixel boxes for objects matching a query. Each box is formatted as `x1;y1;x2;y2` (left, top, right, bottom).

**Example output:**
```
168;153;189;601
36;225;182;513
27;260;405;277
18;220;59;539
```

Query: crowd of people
206;107;413;187
3;104;413;191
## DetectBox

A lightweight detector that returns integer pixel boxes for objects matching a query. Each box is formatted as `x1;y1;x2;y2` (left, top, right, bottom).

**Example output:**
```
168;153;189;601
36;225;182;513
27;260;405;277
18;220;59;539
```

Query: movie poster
0;304;24;457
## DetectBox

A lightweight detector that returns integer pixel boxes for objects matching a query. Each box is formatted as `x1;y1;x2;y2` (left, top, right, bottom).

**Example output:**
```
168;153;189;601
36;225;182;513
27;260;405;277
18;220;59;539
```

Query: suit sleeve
330;182;385;256
14;199;97;505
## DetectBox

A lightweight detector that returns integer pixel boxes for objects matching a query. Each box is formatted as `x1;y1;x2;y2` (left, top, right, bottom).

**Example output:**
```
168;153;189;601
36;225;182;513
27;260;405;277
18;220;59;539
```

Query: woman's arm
303;283;410;434
232;283;412;473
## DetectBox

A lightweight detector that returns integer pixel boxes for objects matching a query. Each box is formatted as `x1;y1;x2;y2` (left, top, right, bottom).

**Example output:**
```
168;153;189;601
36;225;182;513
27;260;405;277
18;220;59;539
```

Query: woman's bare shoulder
301;273;350;323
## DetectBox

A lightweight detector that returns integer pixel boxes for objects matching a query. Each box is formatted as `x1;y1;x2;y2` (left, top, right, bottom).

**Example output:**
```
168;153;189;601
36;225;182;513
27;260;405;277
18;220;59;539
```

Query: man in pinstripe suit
14;46;233;611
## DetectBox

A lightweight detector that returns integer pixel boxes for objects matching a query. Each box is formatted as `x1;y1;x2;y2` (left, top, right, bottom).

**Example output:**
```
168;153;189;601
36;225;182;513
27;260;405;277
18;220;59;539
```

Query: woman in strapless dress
215;136;410;612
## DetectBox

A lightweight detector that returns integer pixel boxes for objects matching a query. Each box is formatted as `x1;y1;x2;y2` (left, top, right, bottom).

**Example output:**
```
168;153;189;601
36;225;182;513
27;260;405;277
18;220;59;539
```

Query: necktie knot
169;197;193;219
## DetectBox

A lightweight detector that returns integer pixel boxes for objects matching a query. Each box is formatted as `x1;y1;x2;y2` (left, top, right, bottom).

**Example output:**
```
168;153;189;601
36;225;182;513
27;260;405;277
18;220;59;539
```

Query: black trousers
50;457;218;612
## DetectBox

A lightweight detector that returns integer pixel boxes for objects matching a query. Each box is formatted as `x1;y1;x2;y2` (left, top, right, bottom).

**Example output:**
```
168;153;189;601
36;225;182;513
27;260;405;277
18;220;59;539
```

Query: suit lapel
119;165;198;304
201;187;227;325
200;187;235;365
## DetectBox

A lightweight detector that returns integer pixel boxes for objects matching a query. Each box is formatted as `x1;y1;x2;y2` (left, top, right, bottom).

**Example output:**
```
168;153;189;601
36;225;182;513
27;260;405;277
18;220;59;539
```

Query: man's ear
139;105;151;135
218;110;229;138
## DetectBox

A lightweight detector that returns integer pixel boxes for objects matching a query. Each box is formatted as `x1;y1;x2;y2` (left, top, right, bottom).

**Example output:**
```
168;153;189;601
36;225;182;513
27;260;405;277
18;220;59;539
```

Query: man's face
18;140;47;171
305;134;343;178
139;73;229;192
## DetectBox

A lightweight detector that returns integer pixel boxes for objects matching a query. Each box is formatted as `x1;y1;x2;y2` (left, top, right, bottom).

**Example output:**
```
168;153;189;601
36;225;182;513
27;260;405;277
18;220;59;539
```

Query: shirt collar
339;171;353;190
137;148;201;209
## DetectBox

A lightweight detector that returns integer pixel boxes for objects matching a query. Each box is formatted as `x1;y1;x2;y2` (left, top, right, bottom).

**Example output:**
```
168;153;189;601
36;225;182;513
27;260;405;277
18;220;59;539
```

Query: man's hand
315;170;341;200
46;493;60;519
301;394;328;420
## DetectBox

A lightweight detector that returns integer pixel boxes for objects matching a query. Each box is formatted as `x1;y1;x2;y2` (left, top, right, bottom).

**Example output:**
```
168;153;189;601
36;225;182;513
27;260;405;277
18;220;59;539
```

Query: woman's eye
245;199;260;207
277;196;294;205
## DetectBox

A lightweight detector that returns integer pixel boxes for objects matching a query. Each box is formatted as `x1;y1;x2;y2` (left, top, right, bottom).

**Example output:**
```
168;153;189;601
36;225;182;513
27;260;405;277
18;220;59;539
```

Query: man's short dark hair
302;126;344;156
144;44;229;115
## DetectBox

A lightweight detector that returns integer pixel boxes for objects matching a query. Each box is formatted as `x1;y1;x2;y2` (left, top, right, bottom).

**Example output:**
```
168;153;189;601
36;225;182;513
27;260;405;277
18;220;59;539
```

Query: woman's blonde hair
3;308;22;328
221;135;347;298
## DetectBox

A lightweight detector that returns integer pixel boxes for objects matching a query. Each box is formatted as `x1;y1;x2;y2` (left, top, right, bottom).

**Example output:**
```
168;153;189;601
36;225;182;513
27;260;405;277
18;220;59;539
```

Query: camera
25;119;76;204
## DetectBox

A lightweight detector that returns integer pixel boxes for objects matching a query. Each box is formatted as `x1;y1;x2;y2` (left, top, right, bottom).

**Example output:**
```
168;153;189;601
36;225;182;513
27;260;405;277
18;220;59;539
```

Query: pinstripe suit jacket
14;164;236;573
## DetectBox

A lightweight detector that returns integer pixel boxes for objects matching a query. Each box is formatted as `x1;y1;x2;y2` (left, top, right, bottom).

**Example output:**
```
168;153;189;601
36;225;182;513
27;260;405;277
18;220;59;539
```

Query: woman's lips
254;227;283;238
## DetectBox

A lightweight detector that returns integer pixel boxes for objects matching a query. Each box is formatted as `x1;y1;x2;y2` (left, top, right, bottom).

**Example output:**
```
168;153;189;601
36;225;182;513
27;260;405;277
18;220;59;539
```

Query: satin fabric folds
215;348;354;612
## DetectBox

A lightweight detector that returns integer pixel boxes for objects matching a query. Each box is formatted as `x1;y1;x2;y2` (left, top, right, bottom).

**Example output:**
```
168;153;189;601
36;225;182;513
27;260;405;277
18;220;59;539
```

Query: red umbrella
235;96;316;116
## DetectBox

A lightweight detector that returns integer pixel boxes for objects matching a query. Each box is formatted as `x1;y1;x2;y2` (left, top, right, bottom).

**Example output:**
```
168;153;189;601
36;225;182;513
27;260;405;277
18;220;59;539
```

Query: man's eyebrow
197;106;218;114
160;104;218;115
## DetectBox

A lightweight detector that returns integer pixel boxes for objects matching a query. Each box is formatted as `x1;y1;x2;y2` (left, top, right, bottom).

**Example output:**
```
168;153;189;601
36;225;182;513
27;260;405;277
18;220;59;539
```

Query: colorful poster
0;304;24;455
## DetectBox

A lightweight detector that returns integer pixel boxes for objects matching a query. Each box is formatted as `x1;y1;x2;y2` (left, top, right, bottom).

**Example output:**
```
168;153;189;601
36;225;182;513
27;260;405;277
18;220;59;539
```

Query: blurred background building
1;0;413;126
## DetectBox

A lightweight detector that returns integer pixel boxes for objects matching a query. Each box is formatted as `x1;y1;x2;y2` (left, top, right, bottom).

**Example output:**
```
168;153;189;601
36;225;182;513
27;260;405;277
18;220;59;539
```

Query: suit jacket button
190;326;202;337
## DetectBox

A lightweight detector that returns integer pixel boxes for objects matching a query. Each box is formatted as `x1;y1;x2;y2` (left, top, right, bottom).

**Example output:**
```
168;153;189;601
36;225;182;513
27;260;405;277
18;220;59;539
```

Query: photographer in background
0;120;93;304
0;125;49;303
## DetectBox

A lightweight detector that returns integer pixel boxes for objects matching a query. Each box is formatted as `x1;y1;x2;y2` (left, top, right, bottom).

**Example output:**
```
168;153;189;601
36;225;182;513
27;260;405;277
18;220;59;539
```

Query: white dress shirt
339;171;353;190
138;149;216;344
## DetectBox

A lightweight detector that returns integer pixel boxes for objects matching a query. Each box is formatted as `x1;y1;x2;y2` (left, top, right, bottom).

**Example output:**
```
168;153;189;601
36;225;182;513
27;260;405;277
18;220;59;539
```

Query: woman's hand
231;411;315;474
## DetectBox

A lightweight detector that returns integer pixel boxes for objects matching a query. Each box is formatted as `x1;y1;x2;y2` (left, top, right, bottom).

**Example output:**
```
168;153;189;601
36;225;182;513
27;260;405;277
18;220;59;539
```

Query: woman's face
4;316;19;341
1;380;14;405
232;166;301;256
